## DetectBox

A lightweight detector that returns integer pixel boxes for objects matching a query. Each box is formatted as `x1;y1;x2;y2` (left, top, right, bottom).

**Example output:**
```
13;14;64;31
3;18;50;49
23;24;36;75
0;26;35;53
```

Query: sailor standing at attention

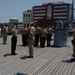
11;24;18;55
28;22;35;58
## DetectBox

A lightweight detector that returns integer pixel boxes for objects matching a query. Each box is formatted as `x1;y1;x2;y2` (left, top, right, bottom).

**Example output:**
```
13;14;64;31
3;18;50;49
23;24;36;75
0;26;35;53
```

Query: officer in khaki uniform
34;25;41;47
3;24;8;44
28;22;35;58
11;25;18;55
40;27;47;48
47;26;53;46
21;24;28;46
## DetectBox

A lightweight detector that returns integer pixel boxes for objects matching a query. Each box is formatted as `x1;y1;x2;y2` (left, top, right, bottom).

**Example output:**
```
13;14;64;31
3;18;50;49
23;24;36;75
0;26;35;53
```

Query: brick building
32;2;72;27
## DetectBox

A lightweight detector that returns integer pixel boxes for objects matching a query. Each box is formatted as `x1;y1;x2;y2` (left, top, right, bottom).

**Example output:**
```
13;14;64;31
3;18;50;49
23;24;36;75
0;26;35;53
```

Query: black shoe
72;54;74;57
13;53;18;55
11;53;14;55
47;45;50;47
27;56;33;58
3;43;7;44
20;45;24;46
41;46;45;48
70;58;75;61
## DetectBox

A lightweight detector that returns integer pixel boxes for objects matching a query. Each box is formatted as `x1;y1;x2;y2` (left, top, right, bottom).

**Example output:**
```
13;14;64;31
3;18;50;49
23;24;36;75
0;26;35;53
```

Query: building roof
23;10;32;13
11;17;18;20
42;1;65;5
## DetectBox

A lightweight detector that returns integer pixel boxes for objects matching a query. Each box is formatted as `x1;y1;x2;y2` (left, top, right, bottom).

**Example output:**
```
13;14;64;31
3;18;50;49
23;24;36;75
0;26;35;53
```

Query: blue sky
0;0;74;23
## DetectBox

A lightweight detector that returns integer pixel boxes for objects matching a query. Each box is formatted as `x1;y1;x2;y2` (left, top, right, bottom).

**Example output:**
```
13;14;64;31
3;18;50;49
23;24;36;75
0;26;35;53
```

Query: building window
26;14;28;17
29;14;30;17
11;22;13;24
24;14;25;17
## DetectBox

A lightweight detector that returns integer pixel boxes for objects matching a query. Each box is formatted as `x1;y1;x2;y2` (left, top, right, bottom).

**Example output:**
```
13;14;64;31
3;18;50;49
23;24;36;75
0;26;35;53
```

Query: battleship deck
0;35;74;75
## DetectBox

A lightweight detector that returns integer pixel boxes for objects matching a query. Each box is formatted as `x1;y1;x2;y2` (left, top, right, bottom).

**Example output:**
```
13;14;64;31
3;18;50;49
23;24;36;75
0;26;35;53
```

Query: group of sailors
2;22;53;57
21;23;53;48
2;22;75;60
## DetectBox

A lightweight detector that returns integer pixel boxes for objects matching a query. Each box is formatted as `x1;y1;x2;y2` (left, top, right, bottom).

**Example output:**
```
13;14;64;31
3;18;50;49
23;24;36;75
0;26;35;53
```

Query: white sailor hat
30;22;34;25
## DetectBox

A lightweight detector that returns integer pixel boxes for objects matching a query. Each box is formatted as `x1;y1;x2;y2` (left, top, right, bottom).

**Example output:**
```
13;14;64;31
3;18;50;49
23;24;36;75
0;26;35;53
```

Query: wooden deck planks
0;35;74;75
